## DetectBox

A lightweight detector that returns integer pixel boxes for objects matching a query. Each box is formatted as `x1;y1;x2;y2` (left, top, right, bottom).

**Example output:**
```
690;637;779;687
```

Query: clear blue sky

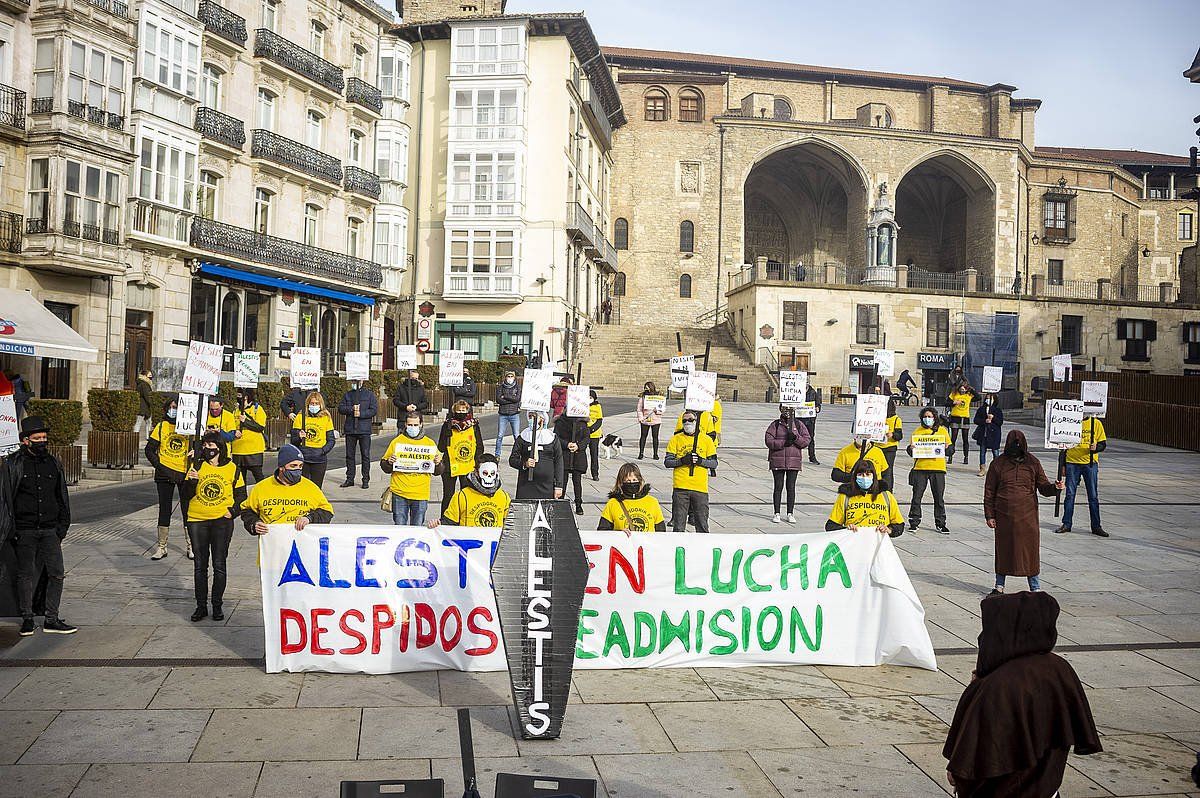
511;0;1198;155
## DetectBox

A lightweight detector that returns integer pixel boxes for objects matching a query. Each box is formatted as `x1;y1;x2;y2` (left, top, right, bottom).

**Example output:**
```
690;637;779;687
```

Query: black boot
191;606;208;622
339;478;355;488
211;605;225;621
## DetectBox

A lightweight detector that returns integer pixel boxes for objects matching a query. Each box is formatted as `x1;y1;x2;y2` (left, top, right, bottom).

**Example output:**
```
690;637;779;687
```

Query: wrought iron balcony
195;106;244;149
198;0;246;46
343;165;381;199
88;0;129;19
251;129;342;184
190;216;382;290
31;97;52;114
345;77;383;114
566;202;595;247
26;218;46;235
254;28;344;94
0;211;22;253
0;84;26;130
66;99;123;129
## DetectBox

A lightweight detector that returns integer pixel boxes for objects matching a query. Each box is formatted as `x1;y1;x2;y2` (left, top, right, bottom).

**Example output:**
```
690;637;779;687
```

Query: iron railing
566;202;595;247
343;165;381;199
0;211;22;253
66;99;122;128
907;266;967;293
26;218;47;235
194;106;245;149
1037;279;1173;304
88;0;129;19
0;84;26;130
190;216;382;289
251;128;342;184
31;97;52;114
254;28;344;94
345;77;383;113
198;0;247;46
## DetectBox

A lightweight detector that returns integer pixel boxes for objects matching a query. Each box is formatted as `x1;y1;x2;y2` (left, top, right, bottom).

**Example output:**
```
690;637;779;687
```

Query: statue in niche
877;224;893;266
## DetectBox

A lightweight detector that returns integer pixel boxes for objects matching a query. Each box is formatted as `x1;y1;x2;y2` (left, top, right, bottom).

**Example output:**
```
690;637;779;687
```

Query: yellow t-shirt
878;414;903;449
149;420;190;475
206;409;240;436
828;490;904;529
383;434;438;500
187;460;245;522
949;390;973;419
1065;418;1107;465
588;403;603;439
446;426;478;477
444;485;511;528
231;404;267;456
600;493;665;532
833;442;890;478
910;426;954;472
666;431;718;492
244;475;333;525
711;398;723;439
293;412;334;450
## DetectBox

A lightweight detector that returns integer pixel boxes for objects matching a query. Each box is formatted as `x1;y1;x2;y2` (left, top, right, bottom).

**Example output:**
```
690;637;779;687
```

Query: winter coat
550;384;568;419
553;415;590;474
136;375;156;417
337;387;378;436
764;418;812;471
452;375;477;403
281;387;316;419
972;402;1005;450
509;432;564;499
983;432;1058;577
391;379;430;416
497;380;521;416
1;447;72;542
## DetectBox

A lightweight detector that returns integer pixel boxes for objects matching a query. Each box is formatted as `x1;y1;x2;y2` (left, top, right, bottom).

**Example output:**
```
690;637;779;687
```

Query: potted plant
26;398;84;485
86;388;140;469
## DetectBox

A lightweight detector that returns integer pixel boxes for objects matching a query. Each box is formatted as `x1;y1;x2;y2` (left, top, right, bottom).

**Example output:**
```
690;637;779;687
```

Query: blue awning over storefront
198;262;376;306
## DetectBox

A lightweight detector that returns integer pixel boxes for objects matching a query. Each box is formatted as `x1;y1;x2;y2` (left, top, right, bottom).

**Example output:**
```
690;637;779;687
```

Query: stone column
1160;281;1175;303
896;263;909;288
756;256;768;282
1097;278;1110;300
965;268;978;293
1141;172;1148;200
1169;173;1176;199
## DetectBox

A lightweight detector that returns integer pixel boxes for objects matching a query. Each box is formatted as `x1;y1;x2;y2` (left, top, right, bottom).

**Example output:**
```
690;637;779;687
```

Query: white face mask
478;463;499;489
682;421;697;434
309;404;321;414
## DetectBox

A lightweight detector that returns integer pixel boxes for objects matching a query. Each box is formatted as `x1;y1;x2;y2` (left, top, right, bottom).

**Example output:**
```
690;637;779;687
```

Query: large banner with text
259;526;937;674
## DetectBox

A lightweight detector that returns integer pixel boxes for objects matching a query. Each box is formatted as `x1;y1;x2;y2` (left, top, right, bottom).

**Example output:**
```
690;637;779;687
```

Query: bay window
65;160;121;242
447;228;516;294
452;25;523;75
453;87;520;140
375;127;408;182
374;210;409;271
141;11;200;98
378;47;409;102
33;38;53;101
68;41;125;118
27;158;49;229
450;151;517;216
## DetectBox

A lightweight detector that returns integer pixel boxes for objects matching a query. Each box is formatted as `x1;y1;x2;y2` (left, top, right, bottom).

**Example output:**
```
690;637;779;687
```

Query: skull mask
478;461;500;490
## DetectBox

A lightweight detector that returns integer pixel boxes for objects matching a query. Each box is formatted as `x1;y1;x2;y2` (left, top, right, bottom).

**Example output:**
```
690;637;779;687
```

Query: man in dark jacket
337;381;378;489
494;370;521;457
280;385;312;421
452;367;477;405
1;416;76;636
801;384;822;465
391;370;430;418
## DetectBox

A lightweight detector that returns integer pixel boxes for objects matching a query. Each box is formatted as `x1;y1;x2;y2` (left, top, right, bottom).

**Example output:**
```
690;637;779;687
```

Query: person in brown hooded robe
983;429;1062;594
944;591;1101;798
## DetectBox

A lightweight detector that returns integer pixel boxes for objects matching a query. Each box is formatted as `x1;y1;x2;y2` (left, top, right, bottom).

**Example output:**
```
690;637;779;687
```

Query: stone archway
895;152;996;282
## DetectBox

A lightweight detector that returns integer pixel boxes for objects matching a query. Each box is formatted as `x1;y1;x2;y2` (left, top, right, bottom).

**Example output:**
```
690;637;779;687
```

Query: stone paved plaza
0;401;1197;797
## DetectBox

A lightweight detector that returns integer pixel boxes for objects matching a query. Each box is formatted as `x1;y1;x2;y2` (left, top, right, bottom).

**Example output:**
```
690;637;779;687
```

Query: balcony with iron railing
0;84;26;131
566;202;595;248
343;165;381;200
194;106;244;149
345;77;383;114
254;28;344;95
87;0;129;19
66;99;123;129
191;216;382;290
0;211;22;253
198;0;247;46
251;128;342;184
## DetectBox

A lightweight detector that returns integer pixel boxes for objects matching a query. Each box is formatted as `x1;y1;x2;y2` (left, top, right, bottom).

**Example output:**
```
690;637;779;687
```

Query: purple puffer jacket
764;418;812;471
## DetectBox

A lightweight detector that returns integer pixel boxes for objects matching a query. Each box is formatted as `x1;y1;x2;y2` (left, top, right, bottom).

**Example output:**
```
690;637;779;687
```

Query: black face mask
203;447;220;460
453;412;468;421
28;441;49;455
621;482;640;497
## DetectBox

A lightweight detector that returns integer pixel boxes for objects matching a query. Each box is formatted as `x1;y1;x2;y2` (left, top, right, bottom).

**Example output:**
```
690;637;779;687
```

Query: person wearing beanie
240;443;333;536
184;432;245;622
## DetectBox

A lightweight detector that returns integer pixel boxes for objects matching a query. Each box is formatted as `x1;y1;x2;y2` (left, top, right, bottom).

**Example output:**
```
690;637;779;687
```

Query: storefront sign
917;352;955;370
234;352;260;388
344;351;370;381
779;370;808;407
180;340;224;395
395;345;418;371
685;370;717;412
1044;398;1083;449
848;354;875;371
439;349;465;387
566;385;591;418
291;347;322;389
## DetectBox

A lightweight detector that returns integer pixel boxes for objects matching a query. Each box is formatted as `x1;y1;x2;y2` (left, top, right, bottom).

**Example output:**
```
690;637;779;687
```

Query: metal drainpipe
410;29;426;340
104;274;114;388
715;123;725;324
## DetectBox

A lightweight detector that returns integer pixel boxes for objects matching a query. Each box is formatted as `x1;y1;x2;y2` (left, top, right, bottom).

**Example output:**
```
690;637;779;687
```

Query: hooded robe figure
984;430;1059;578
509;410;564;499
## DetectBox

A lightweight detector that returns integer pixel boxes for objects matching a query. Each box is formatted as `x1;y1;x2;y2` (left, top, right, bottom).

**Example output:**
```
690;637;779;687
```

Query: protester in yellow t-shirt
599;463;665;533
905;406;956;535
437;399;483;515
146;397;193;561
380;411;444;525
947;380;975;464
1056;416;1108;537
290;391;336;489
825;460;905;538
241;443;334;535
664;410;718;533
831;437;891;491
586;390;604;481
231;388;267;483
184;432;246;622
877;397;904;474
205;397;240;444
430;454;511;529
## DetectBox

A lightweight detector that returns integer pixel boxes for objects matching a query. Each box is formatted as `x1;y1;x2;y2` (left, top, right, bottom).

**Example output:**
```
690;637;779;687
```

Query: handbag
379;484;393;513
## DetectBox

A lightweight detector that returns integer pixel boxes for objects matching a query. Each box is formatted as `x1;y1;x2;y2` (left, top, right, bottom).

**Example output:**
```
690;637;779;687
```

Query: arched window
309;20;326;58
679;220;694;253
644;88;668;122
679;88;703;123
614;272;626;296
773;97;792;121
679;274;692;298
614;217;629;250
219;292;240;349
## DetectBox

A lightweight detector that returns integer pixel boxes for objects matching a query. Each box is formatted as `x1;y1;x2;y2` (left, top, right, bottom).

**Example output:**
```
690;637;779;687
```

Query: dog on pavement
599;433;623;459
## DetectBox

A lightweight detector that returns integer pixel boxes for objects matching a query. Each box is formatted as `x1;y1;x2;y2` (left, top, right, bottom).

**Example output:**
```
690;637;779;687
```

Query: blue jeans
391;497;428;526
978;446;999;466
1063;461;1101;530
996;574;1041;591
495;413;520;457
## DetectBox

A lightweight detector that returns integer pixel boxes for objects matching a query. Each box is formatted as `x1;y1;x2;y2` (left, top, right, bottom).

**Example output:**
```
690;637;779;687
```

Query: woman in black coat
972;394;1005;477
509;410;564;500
554;412;590;515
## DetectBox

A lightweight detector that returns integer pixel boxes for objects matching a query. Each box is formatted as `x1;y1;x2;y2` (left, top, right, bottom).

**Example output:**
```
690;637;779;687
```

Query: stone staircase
575;323;776;400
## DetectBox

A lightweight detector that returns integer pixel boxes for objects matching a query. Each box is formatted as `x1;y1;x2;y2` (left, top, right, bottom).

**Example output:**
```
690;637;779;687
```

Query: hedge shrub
254;382;284;415
25;399;83;446
87;389;139;432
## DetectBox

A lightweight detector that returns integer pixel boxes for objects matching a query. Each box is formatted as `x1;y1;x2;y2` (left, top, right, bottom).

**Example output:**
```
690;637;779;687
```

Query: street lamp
1031;233;1040;245
1142;246;1151;258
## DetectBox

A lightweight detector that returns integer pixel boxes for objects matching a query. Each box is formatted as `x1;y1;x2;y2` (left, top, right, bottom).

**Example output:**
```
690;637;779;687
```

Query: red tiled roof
1035;147;1190;167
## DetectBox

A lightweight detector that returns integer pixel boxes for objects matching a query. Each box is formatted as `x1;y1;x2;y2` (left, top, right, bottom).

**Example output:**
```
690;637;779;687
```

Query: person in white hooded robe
508;410;565;500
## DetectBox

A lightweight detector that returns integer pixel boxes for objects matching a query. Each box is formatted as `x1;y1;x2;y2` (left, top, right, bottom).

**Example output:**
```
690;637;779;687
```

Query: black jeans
950;423;970;459
155;479;189;527
802;419;817;461
568;471;584;509
344;434;372;482
588;438;600;479
909;471;947;528
638;424;660;457
16;528;64;620
187;517;234;609
233;454;264;485
302;461;327;489
771;469;798;514
882;446;898;473
441;472;468;513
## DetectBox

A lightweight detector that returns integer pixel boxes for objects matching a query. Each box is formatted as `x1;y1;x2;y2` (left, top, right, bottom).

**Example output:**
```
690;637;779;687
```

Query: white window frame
69;40;126;115
374;209;409;271
65;159;121;240
197;170;220;219
353;45;367;79
305;109;323;149
261;0;279;32
256;87;276;130
446;228;518;294
378;46;410;102
375;127;409;183
452;86;521;141
141;9;200;98
451;24;524;76
449;151;518;217
348;129;365;166
27;157;50;226
254;188;273;234
346;217;362;258
303;203;321;246
201;64;222;108
136;127;197;211
309;20;325;57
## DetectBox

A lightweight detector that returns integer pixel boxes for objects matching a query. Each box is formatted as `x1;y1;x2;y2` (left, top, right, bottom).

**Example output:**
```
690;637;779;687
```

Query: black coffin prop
339;780;444;797
495;773;597;798
491;499;589;740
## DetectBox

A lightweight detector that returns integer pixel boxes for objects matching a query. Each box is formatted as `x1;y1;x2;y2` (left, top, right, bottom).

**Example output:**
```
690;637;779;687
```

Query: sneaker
42;619;77;635
936;526;951;535
340;479;355;488
191;607;208;622
211;606;225;621
908;521;921;532
809;458;821;466
184;540;194;560
1091;527;1109;538
150;544;167;561
785;513;796;524
18;618;35;637
1054;525;1070;534
989;588;1003;595
771;513;781;523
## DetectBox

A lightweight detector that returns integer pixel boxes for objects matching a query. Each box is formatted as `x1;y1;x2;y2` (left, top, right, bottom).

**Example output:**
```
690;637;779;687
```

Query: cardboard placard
982;365;1003;393
175;392;201;436
685;370;717;412
390;442;439;473
233;352;260;388
1051;354;1073;382
566;385;591;418
520;368;555;412
642;394;666;415
439;349;465;388
291;347;322;389
796;400;817;418
0;394;18;456
779;370;808;407
670;355;694;391
180;340;225;395
872;349;895;378
395;345;418;371
344;351;370;381
853;394;889;442
1044;398;1083;450
910;435;946;461
1081;380;1108;418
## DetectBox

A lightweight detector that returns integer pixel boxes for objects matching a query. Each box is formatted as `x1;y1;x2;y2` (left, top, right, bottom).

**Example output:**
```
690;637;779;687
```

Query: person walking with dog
586;390;603;481
598;463;665;533
554;408;590;515
764;404;811;524
636;381;664;460
665;409;718;533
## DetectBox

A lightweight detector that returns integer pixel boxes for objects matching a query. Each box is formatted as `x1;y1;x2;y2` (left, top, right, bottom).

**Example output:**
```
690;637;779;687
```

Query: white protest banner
1081;380;1108;418
291;347;322;389
0;394;18;456
175;392;201;436
180;340;224;395
779;370;808;407
1051;354;1073;382
389;442;439;473
1044;398;1083;450
685;370;717;412
670;355;694;391
259;525;936;674
344;351;370;381
797;401;818;418
982;365;1004;393
520;368;555;412
853;394;890;442
910;432;947;461
233;352;261;388
566;385;591;418
872;349;895;377
642;394;667;415
439;349;465;388
395;345;418;371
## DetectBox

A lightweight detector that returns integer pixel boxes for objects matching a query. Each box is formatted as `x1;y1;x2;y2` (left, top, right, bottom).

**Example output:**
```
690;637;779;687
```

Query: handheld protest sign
565;384;591;418
389;441;438;473
439;349;465;387
233;351;260;388
491;500;588;740
1081;380;1108;418
175;392;201;436
180;340;224;395
910;433;947;461
0;393;18;456
872;349;895;378
670;355;694;392
344;351;370;381
520;369;555;413
853;393;889;442
290;347;322;389
643;393;667;415
797;400;817;418
1051;354;1072;382
982;365;1003;393
685;370;717;412
779;370;808;407
1044;398;1084;449
395;345;418;371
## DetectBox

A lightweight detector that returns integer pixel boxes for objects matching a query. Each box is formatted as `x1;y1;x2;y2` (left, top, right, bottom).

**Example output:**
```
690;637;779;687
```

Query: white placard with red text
291;347;322;389
180;341;224;395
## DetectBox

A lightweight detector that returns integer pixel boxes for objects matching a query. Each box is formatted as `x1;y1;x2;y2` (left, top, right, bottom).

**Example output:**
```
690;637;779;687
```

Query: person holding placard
184;431;246;622
205;397;239;444
494;370;522;457
985;430;1061;594
145;397;192;561
390;370;429;418
232;388;267;484
636;382;664;460
764;404;812;523
586;390;604;481
437;400;483;513
290;392;336;489
337;380;378;489
831;436;890;491
947;379;975;464
598;463;666;533
802;384;822;465
242;444;334;536
380;411;443;525
665;410;718;533
972;393;1005;477
878;398;904;474
554;408;590;515
510;410;564;500
825;461;905;538
1055;416;1108;537
906;406;955;535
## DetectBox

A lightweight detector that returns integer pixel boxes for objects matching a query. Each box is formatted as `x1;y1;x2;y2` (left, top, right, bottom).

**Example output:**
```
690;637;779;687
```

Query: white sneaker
771;513;781;523
786;513;797;524
185;539;194;560
150;544;167;561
